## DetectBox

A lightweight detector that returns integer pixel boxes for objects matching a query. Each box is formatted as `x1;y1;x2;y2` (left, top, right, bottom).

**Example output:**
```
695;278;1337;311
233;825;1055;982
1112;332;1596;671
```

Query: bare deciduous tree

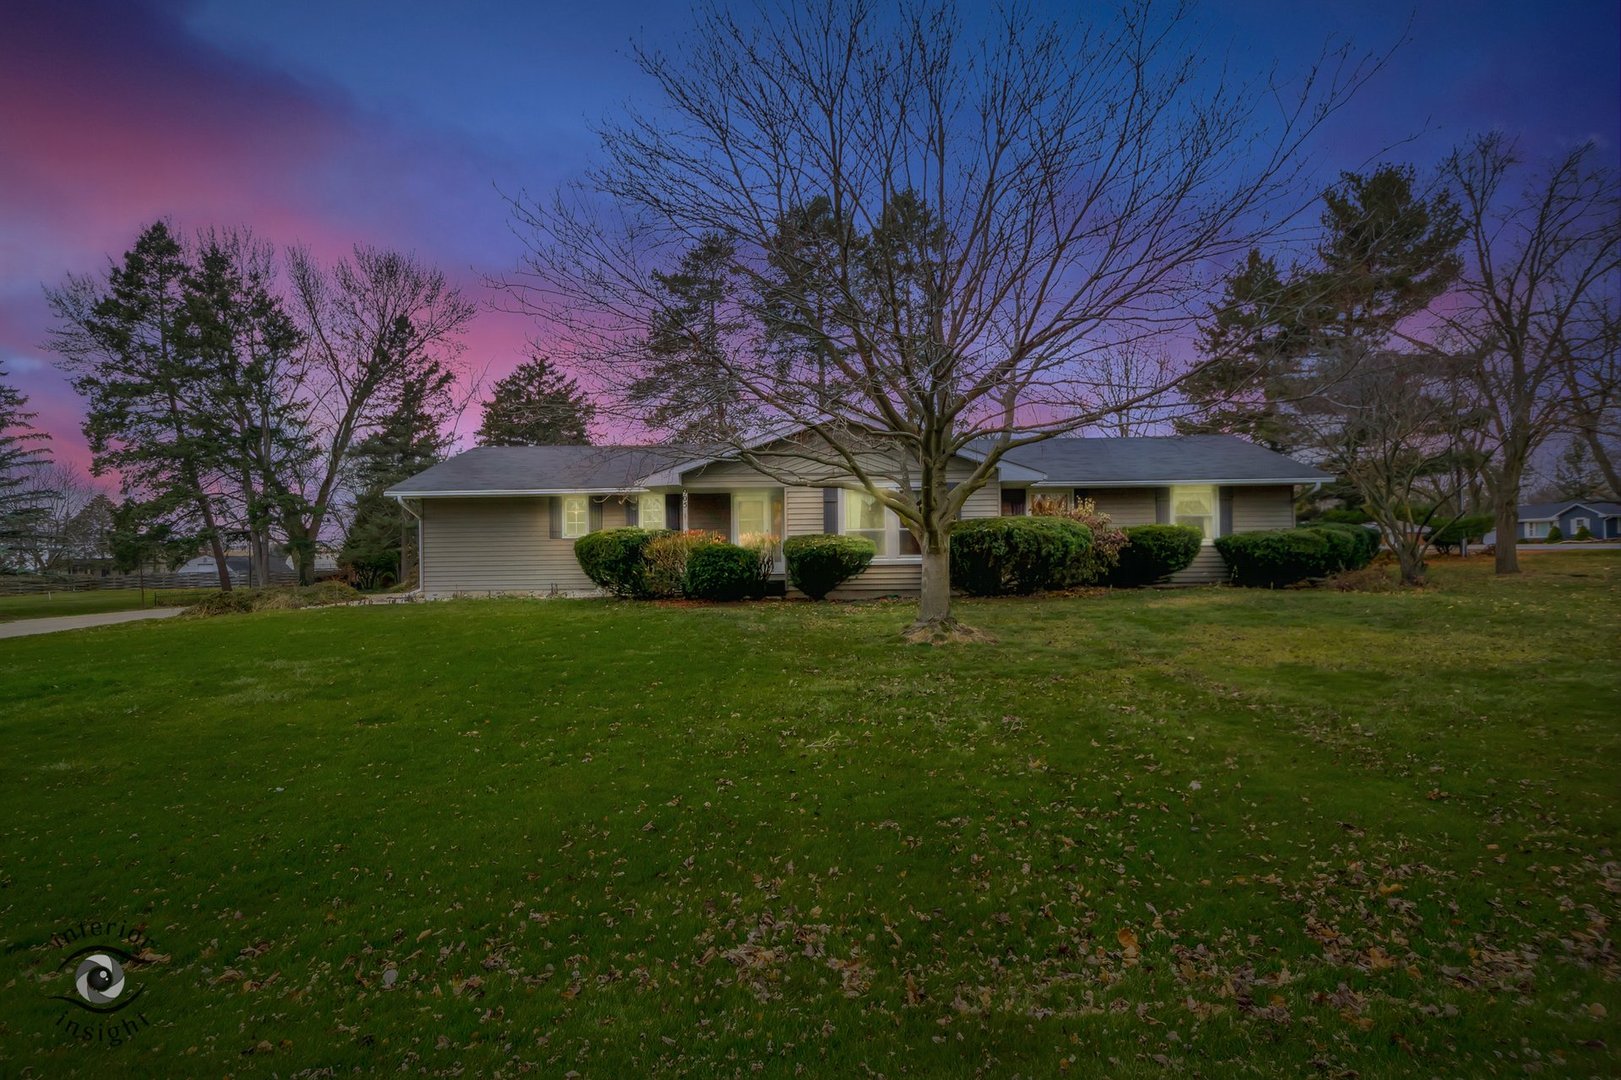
507;0;1378;637
1434;136;1621;573
285;246;475;582
12;462;100;573
1298;347;1473;585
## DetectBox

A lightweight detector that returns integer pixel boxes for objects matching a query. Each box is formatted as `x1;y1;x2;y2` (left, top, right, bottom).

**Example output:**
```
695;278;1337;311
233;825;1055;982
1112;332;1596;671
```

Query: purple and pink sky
2;0;1617;473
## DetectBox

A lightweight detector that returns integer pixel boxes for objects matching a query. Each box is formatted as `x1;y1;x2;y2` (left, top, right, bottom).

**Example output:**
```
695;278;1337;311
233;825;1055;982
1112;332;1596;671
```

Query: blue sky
2;0;1616;466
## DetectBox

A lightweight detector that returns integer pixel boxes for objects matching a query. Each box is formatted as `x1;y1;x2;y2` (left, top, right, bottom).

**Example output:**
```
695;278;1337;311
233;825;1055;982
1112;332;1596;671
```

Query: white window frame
1571;516;1589;536
561;495;589;539
1526;520;1550;539
841;488;920;563
638;492;666;531
1169;484;1219;543
730;488;778;546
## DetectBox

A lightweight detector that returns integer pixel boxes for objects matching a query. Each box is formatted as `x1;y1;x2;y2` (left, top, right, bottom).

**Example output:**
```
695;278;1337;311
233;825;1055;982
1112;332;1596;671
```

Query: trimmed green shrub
949;517;1092;596
1428;513;1493;554
686;542;766;601
1108;525;1202;587
1215;529;1334;587
1316;507;1373;525
1573;524;1594;541
1305;525;1361;572
783;534;876;600
1307;522;1379;570
574;528;664;597
1545;524;1564;543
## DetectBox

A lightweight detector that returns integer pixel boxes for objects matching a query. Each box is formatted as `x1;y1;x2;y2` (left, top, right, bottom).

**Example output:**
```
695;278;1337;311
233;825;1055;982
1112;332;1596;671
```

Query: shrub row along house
386;432;1330;598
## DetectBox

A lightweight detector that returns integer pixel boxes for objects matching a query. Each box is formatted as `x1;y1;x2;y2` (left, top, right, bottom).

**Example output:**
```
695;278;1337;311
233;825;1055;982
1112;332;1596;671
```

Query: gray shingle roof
1518;500;1621;519
994;435;1332;485
389;433;1331;495
385;445;688;495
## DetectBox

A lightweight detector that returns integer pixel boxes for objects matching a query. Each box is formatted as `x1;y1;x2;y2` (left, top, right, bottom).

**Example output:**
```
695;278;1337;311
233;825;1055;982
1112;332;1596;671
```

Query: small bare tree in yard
1300;347;1475;585
1433;136;1621;574
509;0;1377;638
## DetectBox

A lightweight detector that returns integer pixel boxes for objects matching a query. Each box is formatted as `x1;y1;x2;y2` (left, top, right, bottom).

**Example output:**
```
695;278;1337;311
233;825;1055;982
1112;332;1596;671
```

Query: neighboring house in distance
172;548;340;583
385;433;1331;598
1515;500;1621;540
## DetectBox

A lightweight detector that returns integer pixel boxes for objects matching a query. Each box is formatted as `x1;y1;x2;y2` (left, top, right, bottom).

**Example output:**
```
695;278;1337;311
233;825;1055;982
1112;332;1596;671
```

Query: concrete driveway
0;607;187;640
1514;543;1621;552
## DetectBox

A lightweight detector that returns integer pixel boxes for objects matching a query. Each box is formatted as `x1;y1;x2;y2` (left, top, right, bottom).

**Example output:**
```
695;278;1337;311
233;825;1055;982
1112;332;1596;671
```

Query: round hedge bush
686;542;767;601
573;527;664;597
1305;525;1362;572
1308;521;1379;569
1214;528;1334;587
783;533;876;600
1428;513;1493;554
1107;525;1201;587
949;517;1092;596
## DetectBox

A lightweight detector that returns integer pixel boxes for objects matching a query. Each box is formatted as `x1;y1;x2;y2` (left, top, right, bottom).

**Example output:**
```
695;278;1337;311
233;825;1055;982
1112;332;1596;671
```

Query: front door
685;493;731;536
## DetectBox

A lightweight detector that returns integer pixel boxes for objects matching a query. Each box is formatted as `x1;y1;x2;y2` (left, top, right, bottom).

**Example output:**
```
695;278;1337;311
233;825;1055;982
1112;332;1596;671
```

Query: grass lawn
0;588;213;622
1;555;1616;1077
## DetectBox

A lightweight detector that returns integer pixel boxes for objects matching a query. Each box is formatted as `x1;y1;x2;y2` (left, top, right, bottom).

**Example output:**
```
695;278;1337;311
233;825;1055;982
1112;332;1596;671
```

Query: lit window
1170;485;1217;540
731;489;781;546
843;489;888;556
561;495;588;538
638;493;665;530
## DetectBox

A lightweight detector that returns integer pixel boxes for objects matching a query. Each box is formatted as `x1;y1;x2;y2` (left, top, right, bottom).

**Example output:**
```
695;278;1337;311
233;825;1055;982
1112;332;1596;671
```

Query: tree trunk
207;530;230;591
1396;543;1427;587
194;494;232;592
1493;495;1520;575
902;537;992;644
1581;425;1621;499
917;546;952;625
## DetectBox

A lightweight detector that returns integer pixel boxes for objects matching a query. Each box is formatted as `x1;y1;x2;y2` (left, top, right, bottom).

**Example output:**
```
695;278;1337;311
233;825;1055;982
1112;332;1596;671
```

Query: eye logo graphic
56;945;144;1013
45;921;154;1046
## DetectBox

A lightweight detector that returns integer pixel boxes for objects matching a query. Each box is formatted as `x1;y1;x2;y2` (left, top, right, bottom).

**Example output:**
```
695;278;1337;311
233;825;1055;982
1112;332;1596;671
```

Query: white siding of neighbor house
420;496;626;596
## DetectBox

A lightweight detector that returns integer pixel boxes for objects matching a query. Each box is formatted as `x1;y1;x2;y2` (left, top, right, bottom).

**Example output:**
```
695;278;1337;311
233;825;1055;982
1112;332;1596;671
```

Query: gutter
381;487;651;498
1021;477;1334;487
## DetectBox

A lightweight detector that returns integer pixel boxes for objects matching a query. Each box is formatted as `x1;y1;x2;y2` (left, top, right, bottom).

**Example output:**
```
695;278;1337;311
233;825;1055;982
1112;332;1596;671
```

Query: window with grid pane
1170;485;1216;540
561;495;588;538
843;489;887;556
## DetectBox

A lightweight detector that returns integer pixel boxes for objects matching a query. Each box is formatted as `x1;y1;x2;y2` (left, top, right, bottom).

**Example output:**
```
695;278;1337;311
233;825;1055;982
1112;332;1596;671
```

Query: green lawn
0;587;213;622
1;555;1616;1077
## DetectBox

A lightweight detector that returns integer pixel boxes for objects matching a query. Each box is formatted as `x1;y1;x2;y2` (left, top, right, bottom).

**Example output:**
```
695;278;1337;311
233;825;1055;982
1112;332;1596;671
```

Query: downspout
394;496;424;596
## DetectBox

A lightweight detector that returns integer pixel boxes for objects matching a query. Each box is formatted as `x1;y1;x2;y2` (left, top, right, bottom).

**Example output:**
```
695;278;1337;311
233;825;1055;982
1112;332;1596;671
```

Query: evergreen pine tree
0;363;52;572
474;355;594;446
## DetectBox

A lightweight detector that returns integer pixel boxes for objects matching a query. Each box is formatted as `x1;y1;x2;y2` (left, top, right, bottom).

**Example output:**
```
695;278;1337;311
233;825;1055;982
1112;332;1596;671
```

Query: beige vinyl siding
420;496;627;596
682;459;783;485
784;485;825;536
1088;487;1159;526
959;482;1000;518
1230;485;1295;532
826;561;922;600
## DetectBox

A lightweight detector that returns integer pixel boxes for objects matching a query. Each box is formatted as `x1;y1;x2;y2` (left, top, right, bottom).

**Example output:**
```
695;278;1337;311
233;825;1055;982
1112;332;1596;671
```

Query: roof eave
1023;476;1330;487
384;487;648;498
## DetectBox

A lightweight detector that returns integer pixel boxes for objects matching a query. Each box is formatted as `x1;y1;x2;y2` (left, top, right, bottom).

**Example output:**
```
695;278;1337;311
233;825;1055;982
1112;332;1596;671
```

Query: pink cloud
0;1;570;470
